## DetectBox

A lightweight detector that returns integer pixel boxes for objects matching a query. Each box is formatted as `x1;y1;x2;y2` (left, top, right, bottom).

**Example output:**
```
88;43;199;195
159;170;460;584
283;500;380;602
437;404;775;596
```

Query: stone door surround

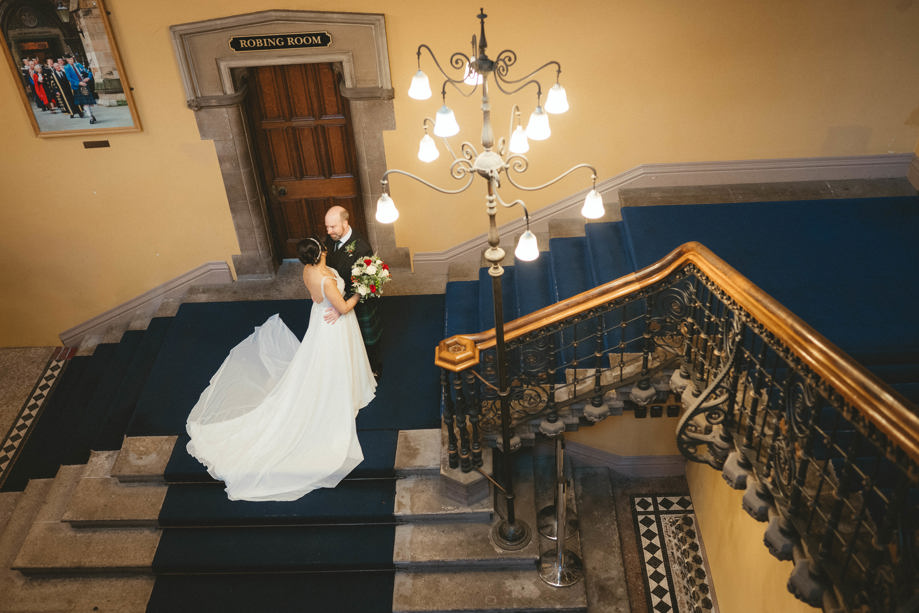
170;10;397;277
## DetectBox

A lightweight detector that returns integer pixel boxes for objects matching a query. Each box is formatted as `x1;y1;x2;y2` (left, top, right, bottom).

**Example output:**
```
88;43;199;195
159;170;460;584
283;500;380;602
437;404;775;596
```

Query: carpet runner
144;294;443;612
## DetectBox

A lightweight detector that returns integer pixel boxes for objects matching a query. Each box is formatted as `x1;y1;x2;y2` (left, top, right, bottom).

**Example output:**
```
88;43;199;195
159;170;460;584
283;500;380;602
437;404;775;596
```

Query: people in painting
185;237;376;502
19;58;34;105
324;205;384;378
63;55;96;124
48;60;79;118
29;63;51;112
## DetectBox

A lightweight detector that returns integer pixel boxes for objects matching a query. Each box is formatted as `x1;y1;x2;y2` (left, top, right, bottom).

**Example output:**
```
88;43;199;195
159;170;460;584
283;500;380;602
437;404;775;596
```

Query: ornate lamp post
375;8;604;552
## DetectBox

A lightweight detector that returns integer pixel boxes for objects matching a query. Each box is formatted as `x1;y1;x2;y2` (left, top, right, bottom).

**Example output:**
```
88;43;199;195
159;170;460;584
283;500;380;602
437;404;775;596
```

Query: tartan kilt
355;298;382;346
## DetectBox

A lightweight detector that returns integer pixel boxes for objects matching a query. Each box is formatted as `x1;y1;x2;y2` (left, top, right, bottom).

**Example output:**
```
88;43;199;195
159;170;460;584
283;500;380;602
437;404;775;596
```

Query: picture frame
0;0;140;137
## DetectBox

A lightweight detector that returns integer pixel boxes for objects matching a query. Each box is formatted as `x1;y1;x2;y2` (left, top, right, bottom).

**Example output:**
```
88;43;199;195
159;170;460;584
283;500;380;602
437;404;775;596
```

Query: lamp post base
491;518;532;551
538;549;584;587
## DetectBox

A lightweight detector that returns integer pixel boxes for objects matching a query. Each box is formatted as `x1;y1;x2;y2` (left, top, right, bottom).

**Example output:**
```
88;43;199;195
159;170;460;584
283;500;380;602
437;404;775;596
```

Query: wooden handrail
435;241;919;466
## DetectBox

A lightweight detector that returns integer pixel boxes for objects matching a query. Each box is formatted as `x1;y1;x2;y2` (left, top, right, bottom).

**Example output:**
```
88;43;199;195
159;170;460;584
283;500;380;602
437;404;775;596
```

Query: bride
185;237;377;501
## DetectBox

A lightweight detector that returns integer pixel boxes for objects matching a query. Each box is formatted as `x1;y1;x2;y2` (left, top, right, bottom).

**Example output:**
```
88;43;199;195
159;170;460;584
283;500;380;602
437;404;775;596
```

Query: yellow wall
567;413;680;456
686;461;816;613
1;0;918;345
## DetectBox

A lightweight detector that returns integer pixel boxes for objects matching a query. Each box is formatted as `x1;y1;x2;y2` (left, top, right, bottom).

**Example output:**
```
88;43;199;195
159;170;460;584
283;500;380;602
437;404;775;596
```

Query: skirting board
410;153;917;277
59;261;233;347
565;439;686;478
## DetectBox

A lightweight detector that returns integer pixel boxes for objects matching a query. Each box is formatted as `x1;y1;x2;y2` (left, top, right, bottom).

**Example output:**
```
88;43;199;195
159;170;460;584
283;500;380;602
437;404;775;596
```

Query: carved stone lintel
340;86;395;100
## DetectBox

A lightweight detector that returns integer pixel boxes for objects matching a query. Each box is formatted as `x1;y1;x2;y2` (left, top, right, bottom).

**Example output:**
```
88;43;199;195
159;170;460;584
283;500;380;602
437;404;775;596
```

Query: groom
324;206;383;378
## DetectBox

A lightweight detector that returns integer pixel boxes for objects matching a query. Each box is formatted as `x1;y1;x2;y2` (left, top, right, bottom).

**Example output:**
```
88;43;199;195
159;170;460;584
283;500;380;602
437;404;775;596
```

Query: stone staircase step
394;521;536;571
392;569;587;612
0;479;54;569
0;491;21;538
11;464;160;575
12;520;160;575
111;435;177;483
395;474;492;523
394;429;441;476
0;575;154;613
62;451;167;527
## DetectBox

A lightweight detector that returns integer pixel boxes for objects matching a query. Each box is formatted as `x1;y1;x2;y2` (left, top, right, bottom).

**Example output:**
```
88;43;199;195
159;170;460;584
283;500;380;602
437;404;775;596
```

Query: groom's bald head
325;206;350;242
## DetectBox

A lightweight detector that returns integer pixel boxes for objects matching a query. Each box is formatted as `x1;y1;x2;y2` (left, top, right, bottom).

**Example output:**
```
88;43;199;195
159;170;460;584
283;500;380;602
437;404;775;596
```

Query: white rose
365;265;377;275
351;266;361;276
357;285;369;296
382;269;390;278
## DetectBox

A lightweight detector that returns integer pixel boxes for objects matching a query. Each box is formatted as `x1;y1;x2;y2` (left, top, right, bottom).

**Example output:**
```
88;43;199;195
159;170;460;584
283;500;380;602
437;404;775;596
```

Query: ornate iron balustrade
435;241;919;611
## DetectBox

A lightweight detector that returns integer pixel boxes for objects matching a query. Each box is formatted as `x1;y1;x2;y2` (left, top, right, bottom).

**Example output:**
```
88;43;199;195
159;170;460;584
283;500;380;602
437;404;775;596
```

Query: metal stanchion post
538;436;583;587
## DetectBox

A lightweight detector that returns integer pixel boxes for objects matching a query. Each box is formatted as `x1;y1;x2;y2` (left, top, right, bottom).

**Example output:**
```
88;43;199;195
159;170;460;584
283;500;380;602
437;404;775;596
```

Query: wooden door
247;63;366;261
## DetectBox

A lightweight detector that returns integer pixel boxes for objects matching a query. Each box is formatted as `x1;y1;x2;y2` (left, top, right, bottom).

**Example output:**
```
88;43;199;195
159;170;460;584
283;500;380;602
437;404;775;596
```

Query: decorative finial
477;8;488;58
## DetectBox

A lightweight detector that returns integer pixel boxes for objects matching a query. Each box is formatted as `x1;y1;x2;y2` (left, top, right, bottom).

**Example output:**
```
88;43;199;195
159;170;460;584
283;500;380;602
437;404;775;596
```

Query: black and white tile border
0;347;73;488
633;494;718;613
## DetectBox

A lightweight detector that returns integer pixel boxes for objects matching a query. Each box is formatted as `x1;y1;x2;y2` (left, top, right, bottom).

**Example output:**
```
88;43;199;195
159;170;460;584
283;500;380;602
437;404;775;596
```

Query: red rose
370;284;377;293
382;263;389;270
364;258;372;265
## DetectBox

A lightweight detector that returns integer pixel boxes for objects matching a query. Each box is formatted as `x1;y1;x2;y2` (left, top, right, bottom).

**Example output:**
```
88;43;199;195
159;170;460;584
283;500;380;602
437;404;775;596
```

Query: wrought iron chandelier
374;7;604;559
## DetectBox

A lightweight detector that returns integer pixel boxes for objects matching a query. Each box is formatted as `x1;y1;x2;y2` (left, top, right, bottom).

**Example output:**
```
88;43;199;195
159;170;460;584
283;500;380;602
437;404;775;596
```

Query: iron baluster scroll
375;8;605;552
436;242;919;610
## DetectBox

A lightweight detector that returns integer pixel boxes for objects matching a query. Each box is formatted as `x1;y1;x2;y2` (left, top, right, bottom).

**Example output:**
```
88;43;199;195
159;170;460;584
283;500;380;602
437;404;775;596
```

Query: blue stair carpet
154;524;396;572
129;295;444;436
1;356;90;491
2;318;175;491
93;318;172;450
513;254;553;318
585;221;635;285
444;279;479;337
157;479;395;527
145;294;444;613
621;196;919;359
548;236;594;302
146;572;395;613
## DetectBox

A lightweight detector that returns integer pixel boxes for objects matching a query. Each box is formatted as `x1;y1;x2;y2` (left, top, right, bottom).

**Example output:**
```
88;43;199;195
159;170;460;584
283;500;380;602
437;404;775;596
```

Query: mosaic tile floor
633;493;718;613
0;347;72;488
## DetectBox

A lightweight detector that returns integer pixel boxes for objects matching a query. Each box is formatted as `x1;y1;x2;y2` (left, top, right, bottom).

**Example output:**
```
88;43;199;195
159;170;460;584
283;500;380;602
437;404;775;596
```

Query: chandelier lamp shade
417;118;440;163
525;105;551;141
374;190;399;224
544;83;570;114
581;187;605;220
373;8;604;569
433;102;461;137
408;69;432;100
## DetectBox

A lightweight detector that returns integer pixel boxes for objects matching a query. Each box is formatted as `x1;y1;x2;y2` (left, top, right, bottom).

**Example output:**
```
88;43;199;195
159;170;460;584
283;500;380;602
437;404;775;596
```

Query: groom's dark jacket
324;231;373;300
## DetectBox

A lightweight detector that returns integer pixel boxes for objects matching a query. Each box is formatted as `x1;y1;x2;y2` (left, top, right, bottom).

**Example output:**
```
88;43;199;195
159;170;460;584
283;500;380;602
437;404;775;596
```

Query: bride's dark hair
296;237;325;265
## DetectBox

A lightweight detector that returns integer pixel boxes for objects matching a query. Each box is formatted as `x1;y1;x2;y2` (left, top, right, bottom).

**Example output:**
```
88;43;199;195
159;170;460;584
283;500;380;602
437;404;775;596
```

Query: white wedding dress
186;271;376;502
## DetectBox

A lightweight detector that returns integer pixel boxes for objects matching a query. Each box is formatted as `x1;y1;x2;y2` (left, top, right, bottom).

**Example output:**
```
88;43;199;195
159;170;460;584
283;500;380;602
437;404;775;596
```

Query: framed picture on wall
0;0;140;137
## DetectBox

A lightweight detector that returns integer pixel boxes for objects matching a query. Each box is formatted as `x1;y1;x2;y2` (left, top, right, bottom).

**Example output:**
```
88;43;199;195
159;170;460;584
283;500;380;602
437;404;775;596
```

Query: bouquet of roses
351;254;392;301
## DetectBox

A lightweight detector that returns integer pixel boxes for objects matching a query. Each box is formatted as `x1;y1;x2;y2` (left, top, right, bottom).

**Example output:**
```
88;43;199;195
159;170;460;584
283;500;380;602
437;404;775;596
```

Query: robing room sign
229;32;332;52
